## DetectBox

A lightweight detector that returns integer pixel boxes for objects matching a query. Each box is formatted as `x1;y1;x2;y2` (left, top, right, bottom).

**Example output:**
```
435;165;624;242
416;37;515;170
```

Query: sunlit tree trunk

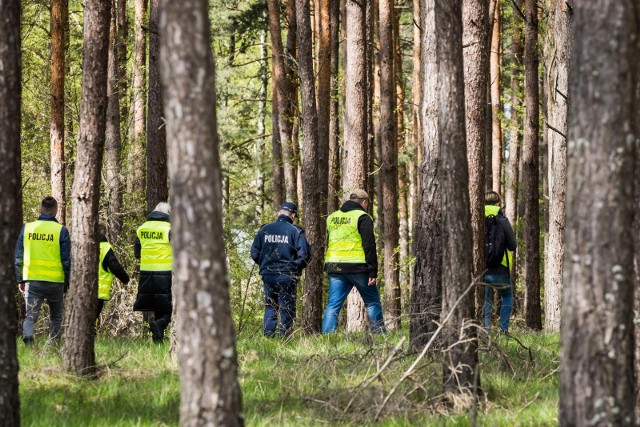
489;1;502;193
272;88;284;209
0;0;22;422
327;0;341;212
62;0;111;376
560;1;637;424
523;0;541;330
285;0;300;204
50;0;68;223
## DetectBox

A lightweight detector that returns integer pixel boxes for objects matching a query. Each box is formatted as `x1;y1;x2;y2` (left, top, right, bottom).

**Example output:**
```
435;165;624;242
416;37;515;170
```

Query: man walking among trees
133;202;172;342
322;190;386;334
96;224;130;321
251;202;310;337
484;191;517;333
15;196;71;345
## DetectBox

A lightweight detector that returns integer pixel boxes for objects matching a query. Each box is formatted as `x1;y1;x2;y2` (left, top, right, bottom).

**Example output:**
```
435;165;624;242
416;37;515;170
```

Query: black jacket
486;207;517;276
324;201;378;278
99;234;130;284
251;215;310;277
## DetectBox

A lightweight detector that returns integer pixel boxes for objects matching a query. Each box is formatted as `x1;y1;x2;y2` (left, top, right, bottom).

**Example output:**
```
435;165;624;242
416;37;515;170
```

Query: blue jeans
322;273;386;333
483;274;513;333
263;274;297;337
23;281;64;342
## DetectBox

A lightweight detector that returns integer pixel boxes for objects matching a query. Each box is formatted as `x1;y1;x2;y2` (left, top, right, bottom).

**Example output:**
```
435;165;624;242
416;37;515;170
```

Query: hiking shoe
149;321;163;342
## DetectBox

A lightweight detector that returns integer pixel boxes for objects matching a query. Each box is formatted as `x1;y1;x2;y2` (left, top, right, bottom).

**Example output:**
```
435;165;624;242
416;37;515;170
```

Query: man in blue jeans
484;191;517;333
251;202;310;337
322;189;385;334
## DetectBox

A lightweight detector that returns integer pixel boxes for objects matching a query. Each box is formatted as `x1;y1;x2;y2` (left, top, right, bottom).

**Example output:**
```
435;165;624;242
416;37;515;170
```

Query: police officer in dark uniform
251;202;310;337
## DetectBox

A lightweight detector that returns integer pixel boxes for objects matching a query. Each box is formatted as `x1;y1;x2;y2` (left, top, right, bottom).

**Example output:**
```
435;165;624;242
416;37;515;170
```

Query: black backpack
485;214;508;268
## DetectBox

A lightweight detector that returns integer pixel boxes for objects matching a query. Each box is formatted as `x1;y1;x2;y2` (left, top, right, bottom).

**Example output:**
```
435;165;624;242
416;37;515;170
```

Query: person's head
349;189;370;210
40;196;58;216
279;202;297;219
98;223;107;237
485;191;501;206
153;202;171;217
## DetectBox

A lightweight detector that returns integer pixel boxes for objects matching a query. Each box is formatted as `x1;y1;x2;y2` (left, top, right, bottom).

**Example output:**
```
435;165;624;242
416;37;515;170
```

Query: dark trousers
154;311;172;331
23;281;64;342
263;274;297;337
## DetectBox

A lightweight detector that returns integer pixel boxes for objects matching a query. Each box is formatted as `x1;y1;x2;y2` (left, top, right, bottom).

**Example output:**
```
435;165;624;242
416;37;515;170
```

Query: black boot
149;321;163;342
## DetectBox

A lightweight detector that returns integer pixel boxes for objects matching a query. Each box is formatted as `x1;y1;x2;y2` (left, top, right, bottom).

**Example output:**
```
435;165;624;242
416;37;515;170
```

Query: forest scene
0;0;637;425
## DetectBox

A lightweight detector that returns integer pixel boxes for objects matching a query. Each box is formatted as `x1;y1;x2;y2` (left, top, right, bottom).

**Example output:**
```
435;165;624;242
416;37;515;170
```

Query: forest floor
18;324;559;426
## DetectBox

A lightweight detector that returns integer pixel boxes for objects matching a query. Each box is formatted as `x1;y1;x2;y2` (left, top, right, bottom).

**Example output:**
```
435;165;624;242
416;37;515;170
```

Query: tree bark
271;88;284;209
462;0;489;315
50;0;68;223
62;0;111;376
327;0;341;213
285;0;300;204
0;0;22;422
559;1;637;424
543;0;572;332
146;0;168;212
489;1;503;194
116;0;128;127
160;0;244;424
523;0;541;330
379;0;401;330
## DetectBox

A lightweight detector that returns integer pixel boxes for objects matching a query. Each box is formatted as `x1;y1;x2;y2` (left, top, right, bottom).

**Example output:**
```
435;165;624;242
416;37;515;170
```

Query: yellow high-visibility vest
325;210;368;264
485;205;512;268
22;220;65;283
137;220;172;271
98;241;115;300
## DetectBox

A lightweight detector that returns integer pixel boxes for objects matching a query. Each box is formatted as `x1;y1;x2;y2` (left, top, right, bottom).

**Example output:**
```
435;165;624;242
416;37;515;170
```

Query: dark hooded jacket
251;215;310;277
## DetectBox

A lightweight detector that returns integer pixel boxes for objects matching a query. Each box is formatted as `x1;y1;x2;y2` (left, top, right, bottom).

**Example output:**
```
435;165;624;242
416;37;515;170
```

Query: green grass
19;328;559;426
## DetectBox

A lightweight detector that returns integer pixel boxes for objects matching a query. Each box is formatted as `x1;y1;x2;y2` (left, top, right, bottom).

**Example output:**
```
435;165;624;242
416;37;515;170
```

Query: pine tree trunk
560;1;636;424
50;0;67;223
285;0;300;204
116;0;128;126
146;0;168;212
62;0;111;376
543;0;572;332
327;0;341;213
523;0;541;330
160;1;244;424
489;1;502;194
271;88;284;210
0;0;21;422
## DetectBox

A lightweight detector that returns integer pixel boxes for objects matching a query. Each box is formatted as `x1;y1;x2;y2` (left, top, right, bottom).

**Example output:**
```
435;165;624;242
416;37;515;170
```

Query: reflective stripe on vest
137;221;172;271
485;205;511;268
325;210;368;263
23;220;65;283
98;241;115;300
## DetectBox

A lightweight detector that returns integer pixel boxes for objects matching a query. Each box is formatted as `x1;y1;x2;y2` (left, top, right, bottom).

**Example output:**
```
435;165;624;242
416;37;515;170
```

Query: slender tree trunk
410;0;441;350
160;1;244;424
523;0;541;330
106;0;123;243
0;0;21;422
62;0;111;376
559;1;637;424
379;0;400;329
317;0;330;213
272;88;284;209
146;0;167;211
50;0;68;223
127;0;147;194
327;0;341;213
344;0;369;332
254;28;268;219
116;0;128;126
462;0;489;316
490;1;502;193
543;0;572;332
285;0;300;204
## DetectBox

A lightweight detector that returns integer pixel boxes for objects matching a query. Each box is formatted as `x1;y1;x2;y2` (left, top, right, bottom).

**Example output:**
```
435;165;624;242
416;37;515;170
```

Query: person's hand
18;283;25;293
368;277;376;286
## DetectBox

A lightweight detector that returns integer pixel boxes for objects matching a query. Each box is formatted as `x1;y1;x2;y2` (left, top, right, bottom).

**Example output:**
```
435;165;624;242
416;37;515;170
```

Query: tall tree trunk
62;0;111;376
116;0;128;126
410;0;441;350
559;1;637;424
379;0;400;330
285;0;300;204
433;0;477;393
127;0;147;195
543;0;572;332
344;0;369;332
160;1;244;424
0;0;21;422
106;0;123;243
272;88;284;209
50;0;68;223
267;0;296;204
523;0;541;330
327;0;341;213
462;0;489;316
254;28;268;219
297;0;325;333
146;0;167;212
490;1;503;193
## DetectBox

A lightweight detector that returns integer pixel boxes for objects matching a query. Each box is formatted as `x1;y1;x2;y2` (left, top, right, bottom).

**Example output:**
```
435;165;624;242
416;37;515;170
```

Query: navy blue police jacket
251;215;311;277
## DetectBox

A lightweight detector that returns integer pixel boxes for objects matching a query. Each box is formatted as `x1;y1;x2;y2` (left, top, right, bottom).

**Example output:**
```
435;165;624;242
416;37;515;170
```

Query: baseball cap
349;189;370;200
154;202;171;216
281;202;297;214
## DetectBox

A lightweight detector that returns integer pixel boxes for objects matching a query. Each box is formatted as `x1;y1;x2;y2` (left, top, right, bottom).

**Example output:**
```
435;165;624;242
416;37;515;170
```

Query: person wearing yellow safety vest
133;202;172;342
483;191;517;333
14;196;71;346
95;224;130;321
322;189;386;333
